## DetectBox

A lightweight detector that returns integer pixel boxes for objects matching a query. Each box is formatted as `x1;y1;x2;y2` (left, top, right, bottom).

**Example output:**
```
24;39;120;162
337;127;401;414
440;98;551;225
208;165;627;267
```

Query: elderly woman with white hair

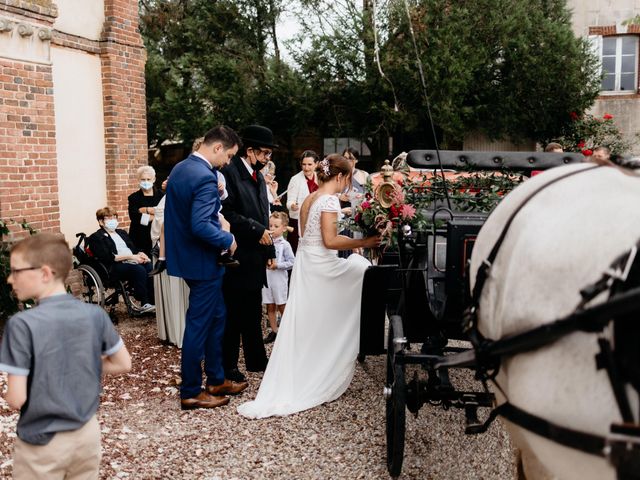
127;165;164;256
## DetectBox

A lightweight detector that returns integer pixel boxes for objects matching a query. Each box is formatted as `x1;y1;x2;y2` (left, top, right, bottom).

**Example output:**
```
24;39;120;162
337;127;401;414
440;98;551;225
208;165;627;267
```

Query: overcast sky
276;9;302;64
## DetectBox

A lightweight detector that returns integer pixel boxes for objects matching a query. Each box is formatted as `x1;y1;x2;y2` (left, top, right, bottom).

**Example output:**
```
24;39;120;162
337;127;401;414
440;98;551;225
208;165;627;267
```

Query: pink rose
361;201;371;210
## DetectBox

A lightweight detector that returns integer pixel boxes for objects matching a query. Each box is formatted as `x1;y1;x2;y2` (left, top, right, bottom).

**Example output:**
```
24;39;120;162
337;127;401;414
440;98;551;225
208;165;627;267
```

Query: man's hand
259;230;273;245
267;259;278;270
220;216;231;232
229;239;238;255
136;252;150;263
218;183;225;196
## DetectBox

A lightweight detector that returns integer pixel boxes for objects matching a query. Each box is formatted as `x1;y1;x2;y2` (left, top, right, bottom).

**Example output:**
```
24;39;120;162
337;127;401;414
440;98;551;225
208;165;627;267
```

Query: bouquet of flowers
341;167;428;250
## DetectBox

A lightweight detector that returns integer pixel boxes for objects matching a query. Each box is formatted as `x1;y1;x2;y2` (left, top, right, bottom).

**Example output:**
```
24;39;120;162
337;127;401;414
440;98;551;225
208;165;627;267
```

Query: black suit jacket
221;155;275;290
88;227;139;270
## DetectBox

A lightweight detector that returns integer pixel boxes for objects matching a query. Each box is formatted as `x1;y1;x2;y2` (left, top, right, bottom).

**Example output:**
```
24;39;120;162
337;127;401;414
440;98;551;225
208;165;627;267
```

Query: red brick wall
0;0;148;237
100;0;148;223
0;8;58;236
589;25;617;36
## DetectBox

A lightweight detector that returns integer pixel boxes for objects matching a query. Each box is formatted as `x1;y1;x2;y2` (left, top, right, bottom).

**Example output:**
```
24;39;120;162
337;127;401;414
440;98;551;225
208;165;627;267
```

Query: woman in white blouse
286;150;319;252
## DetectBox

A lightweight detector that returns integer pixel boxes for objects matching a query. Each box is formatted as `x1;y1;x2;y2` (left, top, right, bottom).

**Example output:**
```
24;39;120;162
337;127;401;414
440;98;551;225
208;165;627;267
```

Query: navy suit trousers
181;277;226;399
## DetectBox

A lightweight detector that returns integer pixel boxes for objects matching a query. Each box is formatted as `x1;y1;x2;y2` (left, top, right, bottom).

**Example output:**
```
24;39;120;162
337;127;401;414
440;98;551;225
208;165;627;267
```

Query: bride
237;153;381;419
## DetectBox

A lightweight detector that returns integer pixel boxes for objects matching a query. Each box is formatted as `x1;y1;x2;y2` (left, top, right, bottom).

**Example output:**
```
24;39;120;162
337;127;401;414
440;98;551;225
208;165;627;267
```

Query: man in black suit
221;125;277;382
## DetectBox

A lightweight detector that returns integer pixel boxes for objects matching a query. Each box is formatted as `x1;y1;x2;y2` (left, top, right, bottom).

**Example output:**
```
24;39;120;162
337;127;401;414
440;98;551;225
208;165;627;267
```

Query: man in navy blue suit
164;125;249;410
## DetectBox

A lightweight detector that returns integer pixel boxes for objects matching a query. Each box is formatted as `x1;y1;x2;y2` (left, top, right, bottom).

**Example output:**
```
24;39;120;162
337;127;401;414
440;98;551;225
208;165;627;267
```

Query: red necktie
252;170;257;182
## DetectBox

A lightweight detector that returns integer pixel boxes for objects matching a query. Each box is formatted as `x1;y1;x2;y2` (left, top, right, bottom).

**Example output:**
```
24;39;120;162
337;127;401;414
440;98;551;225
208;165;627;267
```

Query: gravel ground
0;311;517;479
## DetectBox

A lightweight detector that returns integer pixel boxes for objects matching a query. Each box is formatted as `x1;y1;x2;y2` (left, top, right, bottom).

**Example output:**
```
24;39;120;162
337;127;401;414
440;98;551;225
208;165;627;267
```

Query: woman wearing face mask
88;207;155;313
127;165;163;256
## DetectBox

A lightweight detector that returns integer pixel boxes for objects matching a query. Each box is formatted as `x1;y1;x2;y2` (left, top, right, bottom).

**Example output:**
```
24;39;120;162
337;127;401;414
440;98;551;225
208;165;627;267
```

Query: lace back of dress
299;195;333;248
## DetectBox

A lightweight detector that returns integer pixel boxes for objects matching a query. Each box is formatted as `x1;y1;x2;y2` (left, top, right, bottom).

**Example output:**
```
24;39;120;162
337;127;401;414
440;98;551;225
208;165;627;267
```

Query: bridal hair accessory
319;158;330;176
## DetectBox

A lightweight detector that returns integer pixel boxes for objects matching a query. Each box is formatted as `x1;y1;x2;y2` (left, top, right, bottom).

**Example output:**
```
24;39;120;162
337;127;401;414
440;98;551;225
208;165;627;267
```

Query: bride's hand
361;235;382;248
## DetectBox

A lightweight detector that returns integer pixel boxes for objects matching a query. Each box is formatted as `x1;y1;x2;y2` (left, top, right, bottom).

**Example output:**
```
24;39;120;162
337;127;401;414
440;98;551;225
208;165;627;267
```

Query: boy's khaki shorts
12;415;100;480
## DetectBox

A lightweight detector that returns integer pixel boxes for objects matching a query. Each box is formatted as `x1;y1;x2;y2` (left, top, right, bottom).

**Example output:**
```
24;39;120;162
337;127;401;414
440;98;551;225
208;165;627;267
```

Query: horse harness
464;164;640;478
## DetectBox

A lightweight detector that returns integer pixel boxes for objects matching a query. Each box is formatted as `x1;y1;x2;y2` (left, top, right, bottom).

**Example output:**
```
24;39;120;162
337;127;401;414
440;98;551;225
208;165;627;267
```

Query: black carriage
358;149;588;477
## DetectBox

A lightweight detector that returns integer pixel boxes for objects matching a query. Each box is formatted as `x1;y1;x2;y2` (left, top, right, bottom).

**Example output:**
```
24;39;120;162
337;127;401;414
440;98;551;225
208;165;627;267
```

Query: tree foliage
140;0;312;148
293;0;600;157
141;0;601;165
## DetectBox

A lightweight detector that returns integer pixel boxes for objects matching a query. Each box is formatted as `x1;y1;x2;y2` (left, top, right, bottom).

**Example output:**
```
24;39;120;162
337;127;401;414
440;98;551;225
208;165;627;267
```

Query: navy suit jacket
164;154;233;281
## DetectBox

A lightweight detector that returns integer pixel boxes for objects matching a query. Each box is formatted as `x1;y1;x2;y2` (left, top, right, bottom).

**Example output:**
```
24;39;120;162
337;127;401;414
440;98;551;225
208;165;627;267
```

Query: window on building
601;35;638;92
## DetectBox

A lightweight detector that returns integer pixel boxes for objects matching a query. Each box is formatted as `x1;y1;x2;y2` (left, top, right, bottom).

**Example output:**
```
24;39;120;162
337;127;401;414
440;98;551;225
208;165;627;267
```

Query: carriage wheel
74;265;105;307
386;324;406;477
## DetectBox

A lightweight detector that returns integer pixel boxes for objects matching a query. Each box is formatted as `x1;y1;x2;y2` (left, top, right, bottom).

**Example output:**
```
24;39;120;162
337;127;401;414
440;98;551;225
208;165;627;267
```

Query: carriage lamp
375;159;401;208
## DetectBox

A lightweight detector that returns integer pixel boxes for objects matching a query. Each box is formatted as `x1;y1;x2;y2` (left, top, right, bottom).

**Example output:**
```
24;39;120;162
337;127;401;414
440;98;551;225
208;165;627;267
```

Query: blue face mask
140;181;154;190
104;219;119;231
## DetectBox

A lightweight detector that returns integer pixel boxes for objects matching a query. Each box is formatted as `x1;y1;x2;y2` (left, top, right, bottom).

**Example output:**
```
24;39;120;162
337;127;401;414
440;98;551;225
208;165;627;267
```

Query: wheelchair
71;232;149;320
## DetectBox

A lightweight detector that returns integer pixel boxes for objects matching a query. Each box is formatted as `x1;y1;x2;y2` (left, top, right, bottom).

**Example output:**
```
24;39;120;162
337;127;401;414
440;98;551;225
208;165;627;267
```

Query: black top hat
241;125;278;149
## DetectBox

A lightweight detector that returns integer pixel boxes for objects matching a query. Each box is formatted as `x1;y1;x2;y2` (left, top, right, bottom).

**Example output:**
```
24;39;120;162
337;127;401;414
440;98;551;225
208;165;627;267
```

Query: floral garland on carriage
340;159;526;254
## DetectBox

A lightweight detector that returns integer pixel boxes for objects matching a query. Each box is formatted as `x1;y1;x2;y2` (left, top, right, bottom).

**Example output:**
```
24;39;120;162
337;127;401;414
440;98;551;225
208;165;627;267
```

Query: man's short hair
544;142;563;152
11;233;72;281
202;126;241;150
96;207;118;221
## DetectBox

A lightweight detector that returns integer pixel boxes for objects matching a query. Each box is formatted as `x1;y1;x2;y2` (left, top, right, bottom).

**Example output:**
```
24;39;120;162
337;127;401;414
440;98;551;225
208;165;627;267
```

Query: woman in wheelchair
88;207;155;313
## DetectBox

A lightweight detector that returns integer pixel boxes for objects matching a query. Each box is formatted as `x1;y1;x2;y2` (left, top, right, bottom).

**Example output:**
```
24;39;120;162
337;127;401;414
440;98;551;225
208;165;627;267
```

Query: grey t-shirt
0;294;123;445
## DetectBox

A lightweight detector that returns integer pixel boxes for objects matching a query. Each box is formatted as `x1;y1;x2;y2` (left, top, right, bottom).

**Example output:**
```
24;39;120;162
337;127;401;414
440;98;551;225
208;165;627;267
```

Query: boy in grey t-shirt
0;233;132;479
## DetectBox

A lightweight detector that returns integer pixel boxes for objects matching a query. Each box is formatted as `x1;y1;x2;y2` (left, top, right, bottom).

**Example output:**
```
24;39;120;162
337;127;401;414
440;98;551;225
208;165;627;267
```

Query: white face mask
104;219;119;231
140;181;154;190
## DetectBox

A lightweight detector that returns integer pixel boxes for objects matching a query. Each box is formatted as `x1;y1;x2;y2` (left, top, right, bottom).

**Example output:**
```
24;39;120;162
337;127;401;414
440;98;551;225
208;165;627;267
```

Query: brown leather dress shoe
206;379;249;396
180;391;230;410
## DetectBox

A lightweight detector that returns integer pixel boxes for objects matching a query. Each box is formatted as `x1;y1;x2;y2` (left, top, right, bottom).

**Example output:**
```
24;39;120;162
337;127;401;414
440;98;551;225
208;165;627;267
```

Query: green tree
140;0;311;149
293;0;600;162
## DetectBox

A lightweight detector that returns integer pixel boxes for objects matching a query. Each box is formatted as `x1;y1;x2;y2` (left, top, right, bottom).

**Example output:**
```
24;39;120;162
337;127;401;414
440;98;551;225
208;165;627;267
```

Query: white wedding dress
237;194;371;419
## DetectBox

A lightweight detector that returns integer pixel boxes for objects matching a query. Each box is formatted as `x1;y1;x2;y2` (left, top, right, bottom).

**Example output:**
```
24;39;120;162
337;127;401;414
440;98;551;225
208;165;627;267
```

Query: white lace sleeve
320;194;340;213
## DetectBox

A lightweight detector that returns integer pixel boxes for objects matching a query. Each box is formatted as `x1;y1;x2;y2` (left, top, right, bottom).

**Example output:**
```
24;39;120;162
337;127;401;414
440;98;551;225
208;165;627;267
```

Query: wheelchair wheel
386;320;406;478
75;265;105;307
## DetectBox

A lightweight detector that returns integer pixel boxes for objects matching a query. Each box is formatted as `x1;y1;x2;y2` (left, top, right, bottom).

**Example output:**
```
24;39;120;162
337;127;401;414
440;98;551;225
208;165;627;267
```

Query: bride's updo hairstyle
316;154;352;184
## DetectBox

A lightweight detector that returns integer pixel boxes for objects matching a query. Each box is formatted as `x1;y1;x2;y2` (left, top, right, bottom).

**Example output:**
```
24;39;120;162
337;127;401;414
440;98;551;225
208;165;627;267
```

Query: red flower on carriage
577;140;585;148
603;113;614;120
582;149;593;156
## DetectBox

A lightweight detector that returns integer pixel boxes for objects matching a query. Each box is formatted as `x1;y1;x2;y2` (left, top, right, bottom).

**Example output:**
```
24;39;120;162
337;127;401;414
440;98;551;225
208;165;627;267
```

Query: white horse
469;162;640;479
